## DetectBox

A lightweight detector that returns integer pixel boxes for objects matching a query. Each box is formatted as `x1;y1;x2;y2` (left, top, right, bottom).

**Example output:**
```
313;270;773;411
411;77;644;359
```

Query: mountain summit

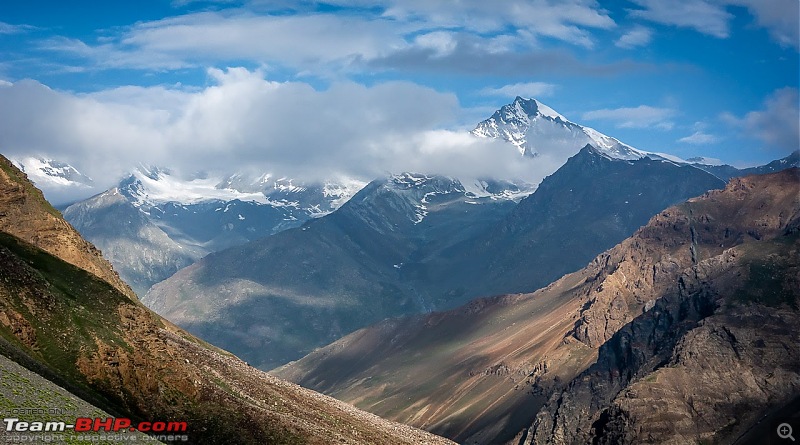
472;96;647;160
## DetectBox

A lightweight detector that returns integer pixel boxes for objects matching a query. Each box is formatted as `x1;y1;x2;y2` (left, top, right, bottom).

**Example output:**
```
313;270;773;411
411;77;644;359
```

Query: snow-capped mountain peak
11;156;93;188
504;96;566;122
472;96;650;161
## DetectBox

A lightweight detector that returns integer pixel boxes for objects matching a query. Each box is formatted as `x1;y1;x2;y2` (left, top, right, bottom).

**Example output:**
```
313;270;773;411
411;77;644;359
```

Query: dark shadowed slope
423;145;727;301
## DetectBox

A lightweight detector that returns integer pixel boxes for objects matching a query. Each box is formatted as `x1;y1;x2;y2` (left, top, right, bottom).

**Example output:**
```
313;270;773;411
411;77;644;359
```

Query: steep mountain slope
275;169;800;445
0;154;454;445
0;155;136;300
63;167;365;296
422;145;726;300
144;174;526;369
529;168;800;445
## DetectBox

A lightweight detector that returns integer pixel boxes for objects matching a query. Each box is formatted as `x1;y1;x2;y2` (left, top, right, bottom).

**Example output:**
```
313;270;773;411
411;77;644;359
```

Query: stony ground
0;354;165;444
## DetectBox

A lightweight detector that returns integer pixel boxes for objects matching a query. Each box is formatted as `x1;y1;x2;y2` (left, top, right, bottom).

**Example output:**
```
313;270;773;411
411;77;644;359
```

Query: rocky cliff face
569;168;800;348
530;168;800;444
0;155;136;300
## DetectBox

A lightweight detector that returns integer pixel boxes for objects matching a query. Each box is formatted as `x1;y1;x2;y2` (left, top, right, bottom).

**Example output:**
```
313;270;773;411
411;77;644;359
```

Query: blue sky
0;0;797;191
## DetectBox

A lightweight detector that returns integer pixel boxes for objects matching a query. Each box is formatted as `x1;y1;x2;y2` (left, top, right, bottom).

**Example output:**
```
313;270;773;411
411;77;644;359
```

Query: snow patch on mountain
460;178;533;201
383;173;533;224
317;178;369;216
535;101;567;121
123;166;269;207
113;166;367;219
9;156;96;205
11;156;94;188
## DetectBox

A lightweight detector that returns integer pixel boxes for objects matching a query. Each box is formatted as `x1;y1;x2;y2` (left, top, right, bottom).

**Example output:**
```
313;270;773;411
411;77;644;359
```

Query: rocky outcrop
0;154;137;300
569;168;800;348
530;169;800;444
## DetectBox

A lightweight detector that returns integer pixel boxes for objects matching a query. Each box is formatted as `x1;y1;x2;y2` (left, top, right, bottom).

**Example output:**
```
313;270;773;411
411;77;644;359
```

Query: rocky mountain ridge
143;172;528;368
530;167;800;444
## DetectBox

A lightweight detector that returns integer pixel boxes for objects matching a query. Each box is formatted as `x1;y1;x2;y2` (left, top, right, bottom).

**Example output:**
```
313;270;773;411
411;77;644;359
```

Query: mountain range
60;166;365;296
143;173;528;368
140;98;761;371
274;168;800;444
26;97;795;302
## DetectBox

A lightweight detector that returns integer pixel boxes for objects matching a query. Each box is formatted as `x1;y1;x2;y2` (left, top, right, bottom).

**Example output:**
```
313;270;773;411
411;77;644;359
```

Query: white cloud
725;0;799;49
0;69;547;200
363;0;617;43
480;82;557;98
38;1;620;74
628;0;799;48
41;11;403;72
615;26;653;48
629;0;732;38
412;31;458;57
678;131;719;144
722;87;800;152
0;21;36;35
582;105;676;129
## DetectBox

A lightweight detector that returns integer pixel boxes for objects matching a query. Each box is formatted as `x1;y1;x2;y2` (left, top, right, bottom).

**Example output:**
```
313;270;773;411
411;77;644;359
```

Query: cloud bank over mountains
0;68;548;192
